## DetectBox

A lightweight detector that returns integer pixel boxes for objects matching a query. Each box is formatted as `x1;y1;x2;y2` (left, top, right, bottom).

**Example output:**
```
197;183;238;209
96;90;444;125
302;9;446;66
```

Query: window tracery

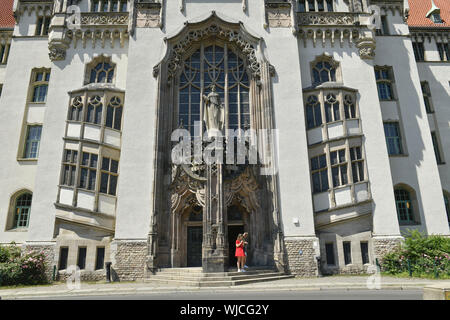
178;44;250;135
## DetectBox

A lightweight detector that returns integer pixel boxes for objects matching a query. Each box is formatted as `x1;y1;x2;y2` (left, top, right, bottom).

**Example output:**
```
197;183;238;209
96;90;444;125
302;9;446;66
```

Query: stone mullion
200;44;205;141
224;43;229;135
325;143;335;208
73;92;89;207
345;140;356;204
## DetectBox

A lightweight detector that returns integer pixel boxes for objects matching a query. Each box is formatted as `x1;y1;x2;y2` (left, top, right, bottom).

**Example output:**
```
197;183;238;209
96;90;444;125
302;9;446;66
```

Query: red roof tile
0;0;14;28
407;0;450;27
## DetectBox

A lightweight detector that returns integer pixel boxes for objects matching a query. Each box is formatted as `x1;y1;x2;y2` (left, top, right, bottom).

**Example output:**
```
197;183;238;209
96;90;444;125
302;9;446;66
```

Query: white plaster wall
417;62;450;194
376;35;449;235
22;40;128;242
299;41;402;237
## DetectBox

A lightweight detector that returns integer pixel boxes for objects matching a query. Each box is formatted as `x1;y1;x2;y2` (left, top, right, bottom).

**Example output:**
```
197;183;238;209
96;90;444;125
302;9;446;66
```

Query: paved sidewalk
0;275;447;299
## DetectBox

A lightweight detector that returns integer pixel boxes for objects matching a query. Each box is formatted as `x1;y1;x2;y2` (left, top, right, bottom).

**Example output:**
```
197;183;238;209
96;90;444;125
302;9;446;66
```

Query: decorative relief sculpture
297;12;358;26
81;13;129;26
136;4;161;28
266;4;292;28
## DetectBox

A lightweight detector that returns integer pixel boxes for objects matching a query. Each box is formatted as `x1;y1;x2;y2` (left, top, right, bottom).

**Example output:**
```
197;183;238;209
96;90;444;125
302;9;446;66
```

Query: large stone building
0;0;449;281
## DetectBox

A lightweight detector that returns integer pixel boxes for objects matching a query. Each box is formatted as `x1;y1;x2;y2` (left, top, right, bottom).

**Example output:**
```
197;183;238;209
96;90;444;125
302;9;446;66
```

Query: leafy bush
0;243;48;286
381;229;450;278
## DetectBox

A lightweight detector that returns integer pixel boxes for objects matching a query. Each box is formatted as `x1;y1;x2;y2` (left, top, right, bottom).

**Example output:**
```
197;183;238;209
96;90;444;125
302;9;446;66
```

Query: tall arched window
394;188;414;224
179;44;250;135
14;193;32;228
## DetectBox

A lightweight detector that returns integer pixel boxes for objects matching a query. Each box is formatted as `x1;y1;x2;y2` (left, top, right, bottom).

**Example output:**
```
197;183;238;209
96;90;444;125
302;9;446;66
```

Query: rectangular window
62;149;78;186
298;0;306;12
311;154;328;193
101;0;109;12
95;247;105;270
431;131;444;164
35;16;51;36
58;247;69;270
360;242;369;264
0;43;10;64
350;147;365;183
79;152;97;190
308;0;315;11
330;149;348;188
412;42;425;62
376;16;389;35
24;125;42;159
77;247;87;270
100;157;119;196
375;67;394;100
92;0;100;12
120;0;127;12
421;81;433;113
325;243;335;265
31;70;51;103
343;241;352;265
437;43;449;61
384;122;403;155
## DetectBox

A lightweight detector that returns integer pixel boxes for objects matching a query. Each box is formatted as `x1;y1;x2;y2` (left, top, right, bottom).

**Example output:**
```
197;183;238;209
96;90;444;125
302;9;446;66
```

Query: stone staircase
145;267;294;287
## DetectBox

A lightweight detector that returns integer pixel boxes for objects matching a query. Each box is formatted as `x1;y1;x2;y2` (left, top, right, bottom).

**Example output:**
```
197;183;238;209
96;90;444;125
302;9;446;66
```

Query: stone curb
0;283;429;299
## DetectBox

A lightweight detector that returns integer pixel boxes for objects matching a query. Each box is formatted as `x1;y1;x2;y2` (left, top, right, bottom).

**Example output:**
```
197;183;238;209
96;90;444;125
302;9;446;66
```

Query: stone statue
203;85;225;136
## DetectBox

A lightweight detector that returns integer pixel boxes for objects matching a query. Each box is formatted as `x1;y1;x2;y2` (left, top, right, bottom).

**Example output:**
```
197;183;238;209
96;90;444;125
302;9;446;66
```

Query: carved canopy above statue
153;11;272;80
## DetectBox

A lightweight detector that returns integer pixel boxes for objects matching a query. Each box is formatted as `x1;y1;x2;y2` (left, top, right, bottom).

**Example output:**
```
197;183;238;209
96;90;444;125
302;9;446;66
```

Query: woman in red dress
235;234;246;272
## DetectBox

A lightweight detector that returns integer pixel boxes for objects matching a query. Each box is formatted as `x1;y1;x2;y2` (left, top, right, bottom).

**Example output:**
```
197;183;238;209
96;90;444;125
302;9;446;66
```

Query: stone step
154;269;276;278
144;274;295;287
147;272;284;282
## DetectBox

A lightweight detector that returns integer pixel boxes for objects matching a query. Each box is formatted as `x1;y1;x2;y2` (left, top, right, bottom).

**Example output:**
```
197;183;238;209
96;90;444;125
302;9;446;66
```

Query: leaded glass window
395;189;414;223
14;193;32;228
86;95;103;124
306;95;322;129
89;61;114;84
384;122;403;155
312;61;336;85
106;96;123;130
24;125;42;159
311;154;329;193
324;93;340;123
179;44;250;135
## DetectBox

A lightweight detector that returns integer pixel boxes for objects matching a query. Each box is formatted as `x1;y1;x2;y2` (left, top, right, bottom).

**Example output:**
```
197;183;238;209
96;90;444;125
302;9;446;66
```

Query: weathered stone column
202;161;229;272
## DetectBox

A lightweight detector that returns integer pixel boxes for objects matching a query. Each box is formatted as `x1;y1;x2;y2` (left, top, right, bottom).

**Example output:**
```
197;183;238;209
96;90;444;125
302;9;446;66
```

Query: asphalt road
28;289;423;300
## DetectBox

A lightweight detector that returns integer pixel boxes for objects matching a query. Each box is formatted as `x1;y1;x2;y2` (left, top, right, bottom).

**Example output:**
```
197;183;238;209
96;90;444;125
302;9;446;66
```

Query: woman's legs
237;256;241;271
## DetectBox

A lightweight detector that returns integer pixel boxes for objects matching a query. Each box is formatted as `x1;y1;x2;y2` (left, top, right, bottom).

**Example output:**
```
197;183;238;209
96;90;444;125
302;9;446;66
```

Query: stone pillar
202;162;229;272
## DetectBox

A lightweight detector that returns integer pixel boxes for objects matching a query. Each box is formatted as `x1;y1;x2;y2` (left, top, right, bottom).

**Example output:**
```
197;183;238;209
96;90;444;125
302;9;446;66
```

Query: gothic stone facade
0;0;449;280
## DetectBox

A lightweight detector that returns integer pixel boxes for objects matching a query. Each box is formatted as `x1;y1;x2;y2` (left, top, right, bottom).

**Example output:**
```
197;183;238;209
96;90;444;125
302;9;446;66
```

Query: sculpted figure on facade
203;85;225;136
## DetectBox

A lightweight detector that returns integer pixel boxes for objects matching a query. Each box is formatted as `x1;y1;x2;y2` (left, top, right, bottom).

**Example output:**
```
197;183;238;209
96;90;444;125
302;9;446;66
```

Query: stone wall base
372;236;403;261
110;239;148;281
57;270;106;282
284;237;319;277
22;242;57;283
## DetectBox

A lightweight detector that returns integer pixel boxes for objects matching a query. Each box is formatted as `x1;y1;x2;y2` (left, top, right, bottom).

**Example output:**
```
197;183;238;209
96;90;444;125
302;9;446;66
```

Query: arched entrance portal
148;12;286;273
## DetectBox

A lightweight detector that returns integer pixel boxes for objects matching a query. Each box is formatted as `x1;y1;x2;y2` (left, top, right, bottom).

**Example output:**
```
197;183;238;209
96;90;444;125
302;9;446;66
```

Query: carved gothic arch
149;11;286;270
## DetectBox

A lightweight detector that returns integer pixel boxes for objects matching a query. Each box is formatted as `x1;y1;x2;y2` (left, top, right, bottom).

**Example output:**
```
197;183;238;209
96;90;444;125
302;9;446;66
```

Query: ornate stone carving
297;12;359;26
266;4;292;28
159;13;263;80
80;13;129;26
48;45;66;61
356;37;376;59
136;3;161;28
